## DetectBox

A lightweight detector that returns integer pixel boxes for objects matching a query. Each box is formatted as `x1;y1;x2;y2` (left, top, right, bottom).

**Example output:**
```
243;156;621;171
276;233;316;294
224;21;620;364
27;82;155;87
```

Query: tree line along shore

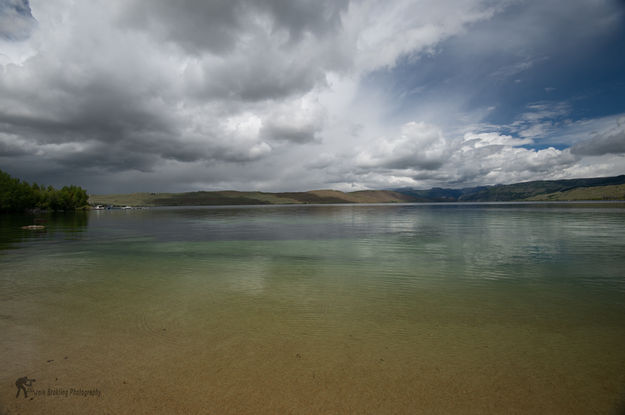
0;169;88;212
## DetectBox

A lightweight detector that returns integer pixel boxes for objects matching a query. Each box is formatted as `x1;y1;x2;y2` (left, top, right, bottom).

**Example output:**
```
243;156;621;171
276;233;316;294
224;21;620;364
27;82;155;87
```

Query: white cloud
324;126;578;188
356;121;449;170
347;0;499;72
462;132;533;149
0;0;624;192
571;116;625;156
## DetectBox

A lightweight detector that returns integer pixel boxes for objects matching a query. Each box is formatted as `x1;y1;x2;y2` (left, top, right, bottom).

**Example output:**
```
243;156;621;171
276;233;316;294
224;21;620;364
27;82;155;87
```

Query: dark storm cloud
0;98;174;146
381;157;444;171
0;60;186;172
121;0;349;54
0;0;292;179
571;128;625;156
0;134;30;156
0;0;36;40
1;0;625;193
55;144;159;172
260;116;322;143
261;125;317;144
183;49;327;102
122;0;350;103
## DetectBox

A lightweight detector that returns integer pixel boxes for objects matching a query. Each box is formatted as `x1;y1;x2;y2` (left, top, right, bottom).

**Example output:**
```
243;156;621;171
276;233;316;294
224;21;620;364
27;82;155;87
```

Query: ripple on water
1;204;625;414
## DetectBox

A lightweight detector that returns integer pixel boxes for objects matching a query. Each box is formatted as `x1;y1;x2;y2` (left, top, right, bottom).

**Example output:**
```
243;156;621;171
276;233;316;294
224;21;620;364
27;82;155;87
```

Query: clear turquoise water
1;203;625;414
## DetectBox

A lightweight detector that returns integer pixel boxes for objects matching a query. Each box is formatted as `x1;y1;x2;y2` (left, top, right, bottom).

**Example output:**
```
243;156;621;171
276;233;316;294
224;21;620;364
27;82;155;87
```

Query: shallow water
1;203;625;414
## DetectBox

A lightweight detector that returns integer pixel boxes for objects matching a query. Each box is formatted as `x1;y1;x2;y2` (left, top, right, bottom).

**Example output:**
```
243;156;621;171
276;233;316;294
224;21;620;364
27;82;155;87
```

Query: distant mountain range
89;175;625;207
393;175;625;202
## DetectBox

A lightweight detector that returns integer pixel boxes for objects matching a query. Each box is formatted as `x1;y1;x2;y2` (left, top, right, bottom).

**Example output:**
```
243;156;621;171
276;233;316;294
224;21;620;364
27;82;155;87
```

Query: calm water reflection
1;203;624;414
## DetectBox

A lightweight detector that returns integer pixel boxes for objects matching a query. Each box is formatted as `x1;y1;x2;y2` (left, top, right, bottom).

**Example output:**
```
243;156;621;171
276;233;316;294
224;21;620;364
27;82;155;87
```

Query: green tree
0;169;89;212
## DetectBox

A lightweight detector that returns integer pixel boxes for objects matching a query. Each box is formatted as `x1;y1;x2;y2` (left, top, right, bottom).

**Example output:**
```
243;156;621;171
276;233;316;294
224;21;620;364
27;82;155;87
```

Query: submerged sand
1;258;624;414
2;205;625;413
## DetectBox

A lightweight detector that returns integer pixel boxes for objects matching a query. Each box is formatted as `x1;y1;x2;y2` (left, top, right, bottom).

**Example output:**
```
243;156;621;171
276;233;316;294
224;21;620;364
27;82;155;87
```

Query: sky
1;0;625;194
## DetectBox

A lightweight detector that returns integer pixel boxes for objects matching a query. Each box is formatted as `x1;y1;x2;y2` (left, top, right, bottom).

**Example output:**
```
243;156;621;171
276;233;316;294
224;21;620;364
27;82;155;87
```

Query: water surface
1;203;624;414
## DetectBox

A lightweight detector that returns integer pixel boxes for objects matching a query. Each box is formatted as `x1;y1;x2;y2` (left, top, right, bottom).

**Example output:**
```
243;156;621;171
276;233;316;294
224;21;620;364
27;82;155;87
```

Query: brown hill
89;189;412;207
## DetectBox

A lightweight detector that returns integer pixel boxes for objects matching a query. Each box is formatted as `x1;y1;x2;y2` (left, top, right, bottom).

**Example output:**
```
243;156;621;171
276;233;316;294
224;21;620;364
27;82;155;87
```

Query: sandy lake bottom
1;204;624;414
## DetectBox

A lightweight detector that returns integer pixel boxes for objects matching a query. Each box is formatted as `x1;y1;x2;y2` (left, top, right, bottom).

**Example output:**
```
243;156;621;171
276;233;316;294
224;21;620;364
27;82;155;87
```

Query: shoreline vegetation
2;169;624;210
0;169;88;212
89;174;625;207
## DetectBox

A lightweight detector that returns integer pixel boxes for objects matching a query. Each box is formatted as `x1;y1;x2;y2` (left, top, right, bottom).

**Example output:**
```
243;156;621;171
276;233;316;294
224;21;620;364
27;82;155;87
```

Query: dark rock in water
21;225;45;230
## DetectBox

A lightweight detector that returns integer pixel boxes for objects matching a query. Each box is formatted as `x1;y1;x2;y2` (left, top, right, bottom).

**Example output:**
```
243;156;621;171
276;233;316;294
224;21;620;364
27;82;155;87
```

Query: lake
1;203;624;414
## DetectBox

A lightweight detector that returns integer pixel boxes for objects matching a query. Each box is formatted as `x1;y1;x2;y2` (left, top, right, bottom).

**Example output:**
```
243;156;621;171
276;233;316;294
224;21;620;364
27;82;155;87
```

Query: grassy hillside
89;190;411;206
89;175;625;206
394;175;625;202
525;184;625;201
90;191;298;206
310;190;413;203
457;175;625;201
89;193;161;206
